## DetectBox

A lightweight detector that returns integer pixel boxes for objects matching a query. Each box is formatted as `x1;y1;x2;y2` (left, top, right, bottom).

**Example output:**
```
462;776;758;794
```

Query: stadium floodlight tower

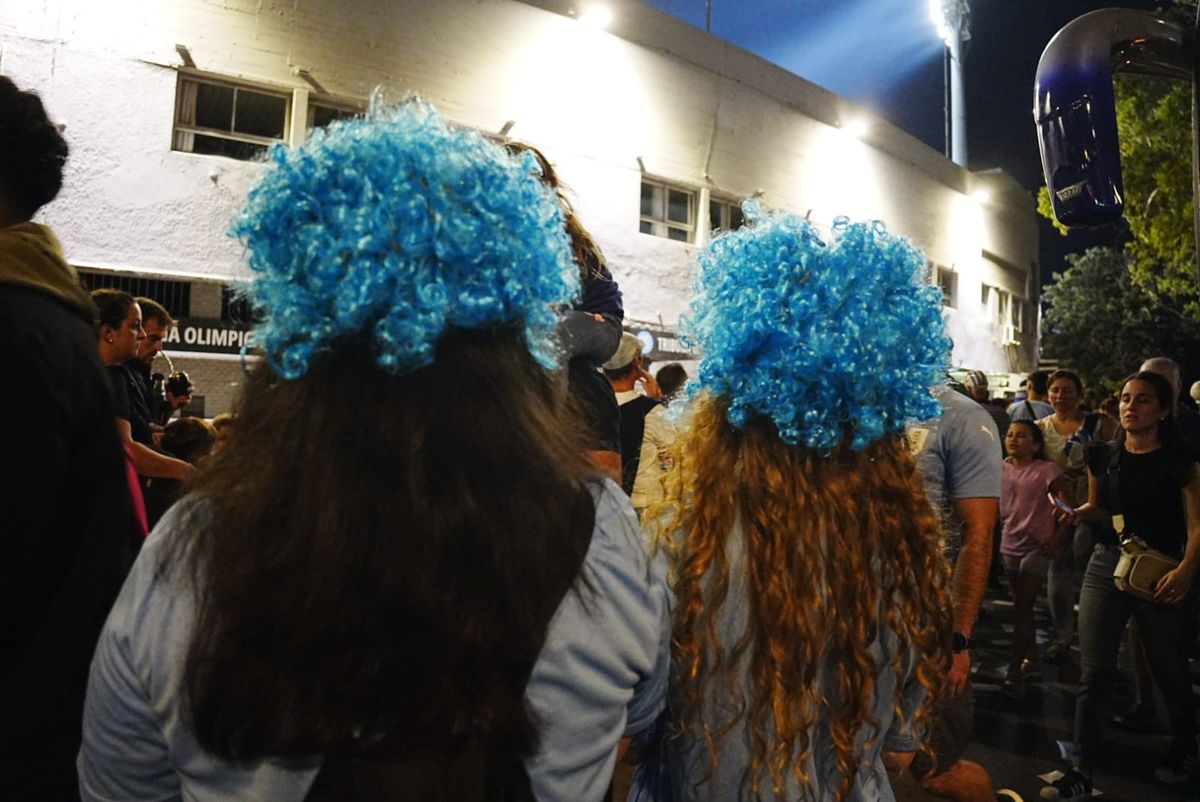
930;0;971;167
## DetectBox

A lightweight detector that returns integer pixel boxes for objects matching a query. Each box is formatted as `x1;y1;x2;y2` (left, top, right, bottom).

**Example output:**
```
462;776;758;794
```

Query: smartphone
1046;492;1074;516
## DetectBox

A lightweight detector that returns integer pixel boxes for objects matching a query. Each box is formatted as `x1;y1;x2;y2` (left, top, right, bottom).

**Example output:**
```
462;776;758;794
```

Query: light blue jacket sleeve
78;504;318;802
524;478;672;802
881;668;926;753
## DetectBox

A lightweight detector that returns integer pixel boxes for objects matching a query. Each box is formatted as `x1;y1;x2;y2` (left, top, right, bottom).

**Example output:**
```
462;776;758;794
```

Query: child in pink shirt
1000;419;1072;687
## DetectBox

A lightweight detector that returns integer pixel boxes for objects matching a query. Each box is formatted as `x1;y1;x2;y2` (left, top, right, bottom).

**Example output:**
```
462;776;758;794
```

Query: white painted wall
0;0;1039;375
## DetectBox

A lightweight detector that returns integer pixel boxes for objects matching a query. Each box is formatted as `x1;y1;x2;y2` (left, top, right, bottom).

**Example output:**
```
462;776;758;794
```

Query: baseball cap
962;370;989;393
603;333;643;371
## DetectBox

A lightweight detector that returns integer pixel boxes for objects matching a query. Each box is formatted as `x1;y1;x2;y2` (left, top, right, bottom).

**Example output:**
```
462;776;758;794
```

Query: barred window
77;270;191;318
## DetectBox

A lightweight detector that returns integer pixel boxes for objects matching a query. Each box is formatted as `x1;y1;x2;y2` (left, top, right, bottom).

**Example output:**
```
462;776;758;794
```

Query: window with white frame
935;265;957;308
173;74;290;160
709;197;744;235
982;284;1025;334
996;289;1010;328
640;179;695;242
308;100;362;133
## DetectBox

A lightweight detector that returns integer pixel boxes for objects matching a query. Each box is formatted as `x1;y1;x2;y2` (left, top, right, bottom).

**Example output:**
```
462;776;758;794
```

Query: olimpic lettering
170;320;249;352
165;327;181;344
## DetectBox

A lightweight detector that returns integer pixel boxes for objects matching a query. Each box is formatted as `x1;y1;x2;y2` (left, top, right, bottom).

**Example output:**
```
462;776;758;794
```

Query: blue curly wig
688;201;950;451
230;100;579;380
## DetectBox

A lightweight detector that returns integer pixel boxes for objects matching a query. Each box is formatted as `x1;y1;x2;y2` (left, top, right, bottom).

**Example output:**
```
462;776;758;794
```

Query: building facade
1;0;1039;412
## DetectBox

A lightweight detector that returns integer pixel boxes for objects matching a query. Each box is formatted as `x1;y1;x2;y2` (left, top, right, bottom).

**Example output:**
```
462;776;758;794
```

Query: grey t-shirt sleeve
945;403;1001;500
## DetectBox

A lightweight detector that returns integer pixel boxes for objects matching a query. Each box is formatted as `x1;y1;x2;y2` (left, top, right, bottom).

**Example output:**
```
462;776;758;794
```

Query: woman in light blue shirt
632;209;954;801
78;101;668;802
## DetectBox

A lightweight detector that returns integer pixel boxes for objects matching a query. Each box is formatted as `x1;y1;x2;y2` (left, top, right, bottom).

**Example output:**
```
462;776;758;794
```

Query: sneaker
1153;751;1197;784
1040;769;1091;801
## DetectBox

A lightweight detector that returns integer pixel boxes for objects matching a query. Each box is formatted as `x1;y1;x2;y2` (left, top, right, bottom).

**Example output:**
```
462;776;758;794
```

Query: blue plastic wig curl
688;201;950;451
231;100;579;380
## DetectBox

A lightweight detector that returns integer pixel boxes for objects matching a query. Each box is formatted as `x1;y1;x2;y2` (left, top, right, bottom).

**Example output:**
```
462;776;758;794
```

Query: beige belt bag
1112;515;1179;603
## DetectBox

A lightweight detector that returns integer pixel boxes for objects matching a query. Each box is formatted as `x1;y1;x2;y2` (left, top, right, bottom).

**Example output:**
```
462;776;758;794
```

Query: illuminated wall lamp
577;4;613;29
842;118;869;139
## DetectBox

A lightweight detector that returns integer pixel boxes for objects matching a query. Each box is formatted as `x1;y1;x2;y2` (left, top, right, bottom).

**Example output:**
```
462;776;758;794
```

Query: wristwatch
952;632;976;653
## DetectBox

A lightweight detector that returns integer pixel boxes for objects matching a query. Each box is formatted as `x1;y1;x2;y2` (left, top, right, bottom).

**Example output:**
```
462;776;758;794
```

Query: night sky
643;0;1165;281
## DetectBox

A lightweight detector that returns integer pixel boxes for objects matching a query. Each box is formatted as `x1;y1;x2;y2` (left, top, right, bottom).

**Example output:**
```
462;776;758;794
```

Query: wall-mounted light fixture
294;68;327;94
577;4;613;29
175;44;195;68
842;118;869;139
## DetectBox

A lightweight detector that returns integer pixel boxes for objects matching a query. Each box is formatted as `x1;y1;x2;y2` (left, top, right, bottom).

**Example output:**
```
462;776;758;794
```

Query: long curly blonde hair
649;395;952;800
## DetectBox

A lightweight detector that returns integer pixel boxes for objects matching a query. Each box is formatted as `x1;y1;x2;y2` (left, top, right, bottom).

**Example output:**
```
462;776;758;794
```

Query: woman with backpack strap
1036;369;1110;665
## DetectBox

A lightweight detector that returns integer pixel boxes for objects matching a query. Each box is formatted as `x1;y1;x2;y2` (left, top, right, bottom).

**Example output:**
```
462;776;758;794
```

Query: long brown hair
650;396;952;800
502;141;608;282
172;326;597;761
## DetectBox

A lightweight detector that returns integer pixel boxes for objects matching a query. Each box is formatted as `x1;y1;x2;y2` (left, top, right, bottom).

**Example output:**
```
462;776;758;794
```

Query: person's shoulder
942;389;998;437
1160;441;1198;477
105;361;135;383
586;476;640;543
1085;439;1117;475
1036;458;1064;479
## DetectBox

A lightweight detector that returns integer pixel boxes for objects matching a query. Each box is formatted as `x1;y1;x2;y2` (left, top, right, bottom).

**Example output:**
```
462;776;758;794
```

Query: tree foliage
1115;71;1197;312
1041;246;1200;390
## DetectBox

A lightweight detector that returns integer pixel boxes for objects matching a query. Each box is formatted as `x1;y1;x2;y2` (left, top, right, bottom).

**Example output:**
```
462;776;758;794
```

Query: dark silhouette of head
0;76;69;223
656;363;688;400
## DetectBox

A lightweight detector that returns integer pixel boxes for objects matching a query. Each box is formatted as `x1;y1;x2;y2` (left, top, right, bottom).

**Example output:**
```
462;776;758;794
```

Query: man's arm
948;496;997;694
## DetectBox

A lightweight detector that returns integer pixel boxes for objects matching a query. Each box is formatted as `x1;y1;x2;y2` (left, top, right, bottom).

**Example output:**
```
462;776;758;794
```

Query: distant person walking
1009;370;1054;422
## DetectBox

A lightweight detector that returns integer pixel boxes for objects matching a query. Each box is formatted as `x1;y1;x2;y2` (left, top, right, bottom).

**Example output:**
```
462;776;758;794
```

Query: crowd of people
4;73;1200;802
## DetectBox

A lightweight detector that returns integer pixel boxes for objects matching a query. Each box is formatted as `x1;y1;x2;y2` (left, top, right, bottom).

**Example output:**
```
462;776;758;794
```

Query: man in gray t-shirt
886;384;1001;800
1008;370;1054;422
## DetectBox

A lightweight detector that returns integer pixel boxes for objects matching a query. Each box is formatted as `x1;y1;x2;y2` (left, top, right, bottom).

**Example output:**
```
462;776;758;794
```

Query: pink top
1000;458;1064;557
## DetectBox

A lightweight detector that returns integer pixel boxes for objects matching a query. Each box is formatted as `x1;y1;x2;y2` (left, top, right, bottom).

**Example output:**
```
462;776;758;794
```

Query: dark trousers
1073;545;1197;770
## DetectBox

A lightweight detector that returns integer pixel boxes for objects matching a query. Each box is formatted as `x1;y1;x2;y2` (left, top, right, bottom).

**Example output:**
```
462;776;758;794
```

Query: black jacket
0;282;135;800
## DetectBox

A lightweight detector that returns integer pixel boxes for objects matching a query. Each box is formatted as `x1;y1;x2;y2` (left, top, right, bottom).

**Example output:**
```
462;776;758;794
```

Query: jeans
1046;526;1080;648
1073;545;1196;770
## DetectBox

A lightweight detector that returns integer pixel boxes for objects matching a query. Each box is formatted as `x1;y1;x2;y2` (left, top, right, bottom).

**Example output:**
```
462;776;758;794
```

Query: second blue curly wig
231;100;579;380
689;201;950;452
